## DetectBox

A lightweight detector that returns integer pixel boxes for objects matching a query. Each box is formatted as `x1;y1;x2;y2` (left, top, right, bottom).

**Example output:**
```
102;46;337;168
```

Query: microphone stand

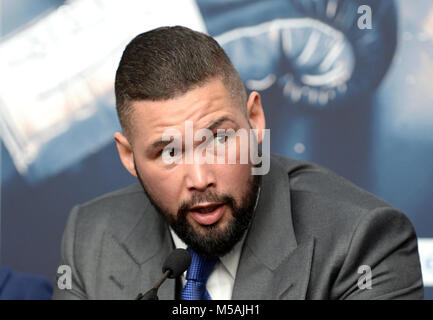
136;270;171;300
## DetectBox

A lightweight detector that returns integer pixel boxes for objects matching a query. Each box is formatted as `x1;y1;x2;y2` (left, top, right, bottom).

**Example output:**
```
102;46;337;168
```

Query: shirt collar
169;227;246;280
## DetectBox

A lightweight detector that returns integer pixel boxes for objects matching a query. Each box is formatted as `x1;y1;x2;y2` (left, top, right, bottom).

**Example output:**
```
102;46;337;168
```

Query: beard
135;163;261;258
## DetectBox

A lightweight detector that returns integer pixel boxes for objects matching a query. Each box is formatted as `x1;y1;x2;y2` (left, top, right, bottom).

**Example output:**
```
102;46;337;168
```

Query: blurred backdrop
1;0;432;299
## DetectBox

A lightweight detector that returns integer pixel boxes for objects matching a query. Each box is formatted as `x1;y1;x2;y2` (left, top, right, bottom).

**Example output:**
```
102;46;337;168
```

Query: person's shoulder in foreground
52;153;424;300
0;267;53;300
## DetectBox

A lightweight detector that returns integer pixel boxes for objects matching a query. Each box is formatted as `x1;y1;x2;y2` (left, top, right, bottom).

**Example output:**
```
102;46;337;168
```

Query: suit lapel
97;200;176;299
232;155;315;299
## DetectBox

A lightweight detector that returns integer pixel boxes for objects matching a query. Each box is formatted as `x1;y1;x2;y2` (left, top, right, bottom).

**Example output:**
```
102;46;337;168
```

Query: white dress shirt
169;227;246;300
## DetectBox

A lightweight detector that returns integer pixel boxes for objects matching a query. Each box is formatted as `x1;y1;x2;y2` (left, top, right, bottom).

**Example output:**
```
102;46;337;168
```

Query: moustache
177;192;236;217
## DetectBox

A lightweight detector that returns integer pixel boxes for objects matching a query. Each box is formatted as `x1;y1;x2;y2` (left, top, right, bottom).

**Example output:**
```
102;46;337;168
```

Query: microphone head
162;248;191;279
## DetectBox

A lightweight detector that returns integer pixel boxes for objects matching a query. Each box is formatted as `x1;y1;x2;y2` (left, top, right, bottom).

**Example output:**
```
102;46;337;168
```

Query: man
53;26;423;300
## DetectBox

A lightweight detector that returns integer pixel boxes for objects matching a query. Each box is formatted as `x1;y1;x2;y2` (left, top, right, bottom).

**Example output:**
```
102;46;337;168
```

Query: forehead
128;79;243;143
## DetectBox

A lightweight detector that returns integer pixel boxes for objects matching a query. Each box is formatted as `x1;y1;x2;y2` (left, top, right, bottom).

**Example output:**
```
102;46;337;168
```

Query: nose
184;161;216;192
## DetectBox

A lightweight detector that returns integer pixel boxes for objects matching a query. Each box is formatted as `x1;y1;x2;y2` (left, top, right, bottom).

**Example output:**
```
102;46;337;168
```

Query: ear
114;132;137;177
246;91;266;144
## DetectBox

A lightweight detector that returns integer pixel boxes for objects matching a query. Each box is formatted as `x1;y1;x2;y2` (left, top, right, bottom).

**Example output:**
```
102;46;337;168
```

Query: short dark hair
114;25;246;138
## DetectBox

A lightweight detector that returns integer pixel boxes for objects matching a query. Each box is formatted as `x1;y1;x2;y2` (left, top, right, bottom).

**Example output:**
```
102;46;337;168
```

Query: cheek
216;163;252;197
139;165;182;210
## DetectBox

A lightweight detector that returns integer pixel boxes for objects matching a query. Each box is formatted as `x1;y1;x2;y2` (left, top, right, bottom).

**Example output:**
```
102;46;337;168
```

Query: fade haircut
114;25;247;138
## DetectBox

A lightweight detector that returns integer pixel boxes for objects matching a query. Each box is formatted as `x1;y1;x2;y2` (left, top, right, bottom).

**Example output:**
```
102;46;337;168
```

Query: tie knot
185;248;217;282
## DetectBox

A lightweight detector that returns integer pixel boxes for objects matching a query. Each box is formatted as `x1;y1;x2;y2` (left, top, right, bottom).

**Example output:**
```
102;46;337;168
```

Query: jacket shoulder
271;154;422;299
272;153;392;213
270;154;400;238
71;183;148;243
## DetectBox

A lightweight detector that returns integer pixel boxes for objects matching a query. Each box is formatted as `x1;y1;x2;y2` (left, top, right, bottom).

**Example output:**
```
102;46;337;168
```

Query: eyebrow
149;139;173;152
147;116;236;153
206;116;235;132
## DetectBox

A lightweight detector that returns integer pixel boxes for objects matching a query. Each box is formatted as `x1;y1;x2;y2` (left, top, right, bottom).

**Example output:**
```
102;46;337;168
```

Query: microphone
136;248;191;300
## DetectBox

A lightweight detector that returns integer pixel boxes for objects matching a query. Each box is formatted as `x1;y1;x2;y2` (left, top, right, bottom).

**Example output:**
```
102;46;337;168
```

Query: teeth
195;205;219;214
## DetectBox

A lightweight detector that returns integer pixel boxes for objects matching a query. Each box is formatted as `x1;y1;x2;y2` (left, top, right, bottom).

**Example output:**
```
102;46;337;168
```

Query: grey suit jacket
52;154;424;300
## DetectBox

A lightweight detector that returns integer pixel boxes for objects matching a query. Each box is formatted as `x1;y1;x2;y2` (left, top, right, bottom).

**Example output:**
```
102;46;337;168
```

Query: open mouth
189;202;226;225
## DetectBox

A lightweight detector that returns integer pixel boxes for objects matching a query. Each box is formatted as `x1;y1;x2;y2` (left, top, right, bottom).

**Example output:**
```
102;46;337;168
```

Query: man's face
114;78;265;257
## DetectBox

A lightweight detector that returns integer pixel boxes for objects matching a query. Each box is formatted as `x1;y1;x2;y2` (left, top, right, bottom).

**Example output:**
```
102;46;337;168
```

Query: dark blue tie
181;248;217;300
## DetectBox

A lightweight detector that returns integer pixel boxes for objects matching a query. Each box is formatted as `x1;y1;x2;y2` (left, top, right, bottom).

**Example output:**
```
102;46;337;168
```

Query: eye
161;147;179;158
214;134;228;145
